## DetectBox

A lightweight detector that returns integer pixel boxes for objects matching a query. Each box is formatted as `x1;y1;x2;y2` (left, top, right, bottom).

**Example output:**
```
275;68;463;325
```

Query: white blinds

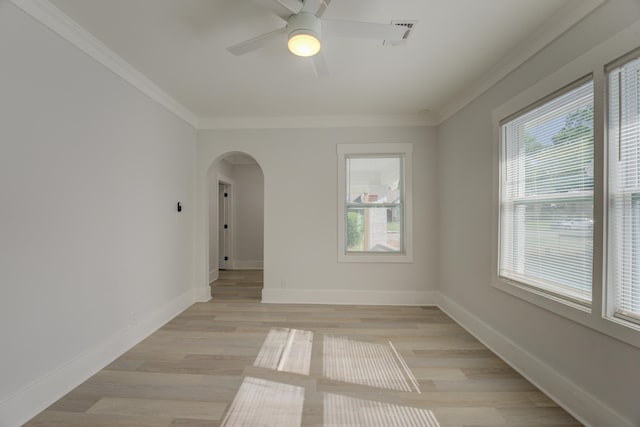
500;80;594;305
608;54;640;322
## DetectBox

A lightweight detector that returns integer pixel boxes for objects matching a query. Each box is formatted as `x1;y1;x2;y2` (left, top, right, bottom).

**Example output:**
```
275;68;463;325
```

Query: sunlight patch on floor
220;377;304;427
323;334;419;392
324;392;440;426
254;328;314;375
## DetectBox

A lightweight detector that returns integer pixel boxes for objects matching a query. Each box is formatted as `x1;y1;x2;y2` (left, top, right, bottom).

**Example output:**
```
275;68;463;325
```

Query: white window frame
498;76;595;309
337;143;413;263
491;20;640;350
605;48;640;329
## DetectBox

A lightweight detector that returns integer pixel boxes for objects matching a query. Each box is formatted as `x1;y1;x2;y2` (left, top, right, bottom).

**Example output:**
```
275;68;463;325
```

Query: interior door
218;183;230;269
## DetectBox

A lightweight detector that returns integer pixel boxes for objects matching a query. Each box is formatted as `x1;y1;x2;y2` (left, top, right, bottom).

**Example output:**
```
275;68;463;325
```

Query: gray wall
0;2;196;424
233;163;264;268
437;1;640;425
197;126;439;305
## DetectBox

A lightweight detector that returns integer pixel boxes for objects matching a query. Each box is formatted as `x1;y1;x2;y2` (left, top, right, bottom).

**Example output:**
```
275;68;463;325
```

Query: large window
493;36;640;347
499;79;594;306
337;144;413;263
608;52;640;323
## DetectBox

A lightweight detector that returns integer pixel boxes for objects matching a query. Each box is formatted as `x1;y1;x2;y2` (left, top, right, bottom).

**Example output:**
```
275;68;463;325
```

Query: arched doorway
207;152;264;300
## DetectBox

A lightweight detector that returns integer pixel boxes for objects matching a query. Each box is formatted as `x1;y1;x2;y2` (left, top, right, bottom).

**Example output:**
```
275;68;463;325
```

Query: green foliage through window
347;211;364;250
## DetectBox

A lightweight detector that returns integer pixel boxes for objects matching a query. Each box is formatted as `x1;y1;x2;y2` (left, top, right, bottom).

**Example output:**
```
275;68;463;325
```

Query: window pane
500;80;594;304
608;55;640;321
347;157;401;204
347;207;401;252
501;199;593;300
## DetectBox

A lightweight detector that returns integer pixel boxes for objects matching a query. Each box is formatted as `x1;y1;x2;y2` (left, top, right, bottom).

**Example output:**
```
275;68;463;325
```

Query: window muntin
608;54;640;323
500;79;594;305
345;156;404;253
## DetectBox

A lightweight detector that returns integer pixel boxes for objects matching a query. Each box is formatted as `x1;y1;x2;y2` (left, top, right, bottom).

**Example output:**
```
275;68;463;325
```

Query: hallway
25;270;581;426
210;269;263;301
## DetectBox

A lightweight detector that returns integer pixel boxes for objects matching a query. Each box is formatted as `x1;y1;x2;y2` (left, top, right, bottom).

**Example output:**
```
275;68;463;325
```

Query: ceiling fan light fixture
288;30;321;57
286;12;322;57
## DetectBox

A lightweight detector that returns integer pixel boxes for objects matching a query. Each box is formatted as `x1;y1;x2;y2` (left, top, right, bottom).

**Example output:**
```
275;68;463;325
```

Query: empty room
2;0;640;426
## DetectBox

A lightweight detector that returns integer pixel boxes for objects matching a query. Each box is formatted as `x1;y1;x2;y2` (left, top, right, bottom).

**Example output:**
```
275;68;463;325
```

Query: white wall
232;163;264;269
0;3;197;425
437;1;640;426
197;127;439;305
217;158;234;179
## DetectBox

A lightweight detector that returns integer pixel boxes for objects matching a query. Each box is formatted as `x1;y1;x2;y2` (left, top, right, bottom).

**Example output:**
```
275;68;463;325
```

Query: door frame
218;174;233;271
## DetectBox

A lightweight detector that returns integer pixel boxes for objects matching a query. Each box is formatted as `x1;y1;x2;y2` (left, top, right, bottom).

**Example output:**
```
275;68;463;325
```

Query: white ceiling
45;0;597;127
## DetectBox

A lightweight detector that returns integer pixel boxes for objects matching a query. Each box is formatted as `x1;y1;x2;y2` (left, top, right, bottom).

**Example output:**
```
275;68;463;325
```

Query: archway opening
207;152;264;301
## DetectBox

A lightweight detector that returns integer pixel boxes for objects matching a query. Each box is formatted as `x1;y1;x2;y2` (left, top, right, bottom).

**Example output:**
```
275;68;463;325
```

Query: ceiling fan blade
264;1;300;21
227;27;287;56
322;20;407;41
311;51;329;78
276;0;303;15
302;0;328;16
316;0;332;17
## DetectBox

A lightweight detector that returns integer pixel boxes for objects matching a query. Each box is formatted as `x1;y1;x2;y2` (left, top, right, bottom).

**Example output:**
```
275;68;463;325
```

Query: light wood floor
210;269;263;301
24;270;582;426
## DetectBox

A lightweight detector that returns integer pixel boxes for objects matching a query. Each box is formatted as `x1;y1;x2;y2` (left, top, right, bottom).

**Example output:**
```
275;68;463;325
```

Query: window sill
494;278;591;315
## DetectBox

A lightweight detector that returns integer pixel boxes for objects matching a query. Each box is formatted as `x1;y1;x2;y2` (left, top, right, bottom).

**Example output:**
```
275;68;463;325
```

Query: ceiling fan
226;0;409;77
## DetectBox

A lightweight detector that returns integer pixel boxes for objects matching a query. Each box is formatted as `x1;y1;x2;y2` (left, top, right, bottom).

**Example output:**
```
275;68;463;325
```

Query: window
608;52;640;324
346;157;403;253
493;35;640;347
337;144;413;263
499;78;594;306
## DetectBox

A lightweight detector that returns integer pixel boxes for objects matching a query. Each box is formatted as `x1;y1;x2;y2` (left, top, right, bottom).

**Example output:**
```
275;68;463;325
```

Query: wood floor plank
24;411;172;427
86;397;226;420
430;406;506;425
23;270;583;426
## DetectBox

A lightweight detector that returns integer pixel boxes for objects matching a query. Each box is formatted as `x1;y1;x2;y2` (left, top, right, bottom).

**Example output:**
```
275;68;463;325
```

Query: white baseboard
3;284;631;427
231;260;263;270
262;288;438;306
0;289;195;427
193;285;212;302
438;295;635;427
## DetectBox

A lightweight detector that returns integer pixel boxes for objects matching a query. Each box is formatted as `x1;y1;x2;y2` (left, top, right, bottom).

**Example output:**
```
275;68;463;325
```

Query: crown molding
10;0;200;128
10;0;605;131
435;0;607;124
198;113;437;130
8;0;434;132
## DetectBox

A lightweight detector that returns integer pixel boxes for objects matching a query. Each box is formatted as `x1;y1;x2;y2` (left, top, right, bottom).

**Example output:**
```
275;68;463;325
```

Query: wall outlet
130;312;138;325
280;280;287;288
